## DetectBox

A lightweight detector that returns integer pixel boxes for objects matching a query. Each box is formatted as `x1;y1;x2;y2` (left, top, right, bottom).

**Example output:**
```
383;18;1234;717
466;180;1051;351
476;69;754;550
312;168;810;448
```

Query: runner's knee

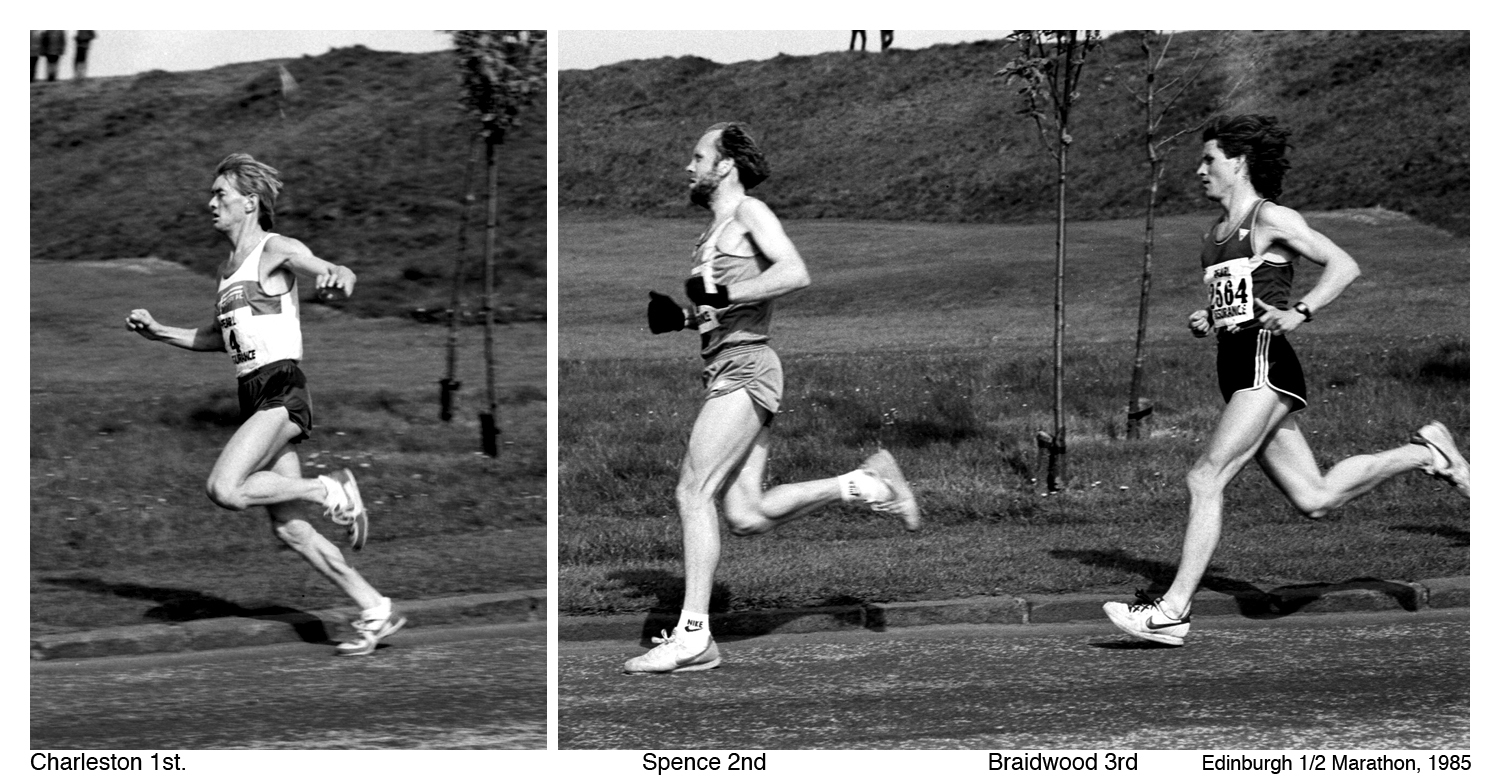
723;504;773;536
205;476;248;511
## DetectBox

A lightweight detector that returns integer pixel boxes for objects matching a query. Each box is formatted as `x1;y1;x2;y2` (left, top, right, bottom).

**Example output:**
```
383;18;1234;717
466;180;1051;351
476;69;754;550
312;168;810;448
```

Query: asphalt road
30;623;546;749
560;610;1468;750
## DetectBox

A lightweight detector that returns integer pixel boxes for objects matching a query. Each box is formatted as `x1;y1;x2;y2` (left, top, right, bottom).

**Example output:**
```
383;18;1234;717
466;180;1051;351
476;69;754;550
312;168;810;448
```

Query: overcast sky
29;30;1018;80
34;30;453;80
556;30;1012;71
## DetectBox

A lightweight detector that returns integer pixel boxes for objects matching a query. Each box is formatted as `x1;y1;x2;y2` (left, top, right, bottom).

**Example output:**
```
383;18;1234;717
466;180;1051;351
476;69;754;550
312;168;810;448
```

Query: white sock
318;474;346;509
675;610;711;647
838;469;893;504
362;597;392;621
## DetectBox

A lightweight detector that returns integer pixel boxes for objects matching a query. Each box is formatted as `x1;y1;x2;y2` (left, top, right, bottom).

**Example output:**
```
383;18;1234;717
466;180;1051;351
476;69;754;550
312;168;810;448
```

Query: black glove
684;276;731;309
648;291;688;334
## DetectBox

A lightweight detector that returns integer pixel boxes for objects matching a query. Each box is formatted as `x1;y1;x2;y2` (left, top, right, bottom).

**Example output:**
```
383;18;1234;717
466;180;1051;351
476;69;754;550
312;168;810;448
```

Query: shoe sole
335;614;407;657
1103;604;1187;647
1414;422;1470;498
623;643;722;674
338;468;370;550
865;449;921;531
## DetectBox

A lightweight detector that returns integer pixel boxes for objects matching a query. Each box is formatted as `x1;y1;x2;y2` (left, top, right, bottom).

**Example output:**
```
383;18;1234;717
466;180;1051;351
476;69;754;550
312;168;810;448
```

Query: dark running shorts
1216;327;1307;412
701;343;784;418
237;359;314;443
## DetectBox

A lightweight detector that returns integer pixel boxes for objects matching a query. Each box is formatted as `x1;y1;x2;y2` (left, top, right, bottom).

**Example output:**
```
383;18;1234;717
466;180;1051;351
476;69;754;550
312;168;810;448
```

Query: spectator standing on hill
880;30;894;51
30;31;42;82
628;122;921;674
40;30;65;82
850;30;866;51
1103;114;1470;647
125;153;405;657
73;30;94;79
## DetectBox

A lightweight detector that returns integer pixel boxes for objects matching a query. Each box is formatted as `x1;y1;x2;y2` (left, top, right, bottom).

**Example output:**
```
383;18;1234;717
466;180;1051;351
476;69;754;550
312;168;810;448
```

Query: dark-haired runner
1103;115;1469;646
127;153;405;656
628;123;920;674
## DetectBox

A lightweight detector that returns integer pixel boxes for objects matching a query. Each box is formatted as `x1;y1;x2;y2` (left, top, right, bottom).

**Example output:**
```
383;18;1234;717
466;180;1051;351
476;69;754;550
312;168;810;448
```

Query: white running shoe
1412;421;1470;498
335;606;407;657
623;629;721;674
861;449;921;531
1103;591;1191;646
322;468;370;550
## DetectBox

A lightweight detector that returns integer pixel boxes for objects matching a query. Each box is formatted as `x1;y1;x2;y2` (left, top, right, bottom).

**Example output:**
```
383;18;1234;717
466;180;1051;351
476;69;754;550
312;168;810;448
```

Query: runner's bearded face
687;132;725;208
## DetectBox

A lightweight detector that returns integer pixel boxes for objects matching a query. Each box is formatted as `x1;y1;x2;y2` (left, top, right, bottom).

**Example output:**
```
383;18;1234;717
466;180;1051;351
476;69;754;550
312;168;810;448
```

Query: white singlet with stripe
215;233;302;377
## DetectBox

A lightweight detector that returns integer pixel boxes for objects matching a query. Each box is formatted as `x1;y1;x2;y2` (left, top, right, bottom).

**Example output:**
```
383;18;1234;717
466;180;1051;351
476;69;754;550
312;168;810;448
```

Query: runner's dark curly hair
1203;114;1292;200
706;122;769;190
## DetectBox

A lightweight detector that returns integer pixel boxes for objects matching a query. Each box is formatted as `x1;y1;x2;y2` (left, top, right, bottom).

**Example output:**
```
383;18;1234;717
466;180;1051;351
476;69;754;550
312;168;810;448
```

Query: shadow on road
1389;523;1468;547
604;568;867;645
1051;549;1422;617
39;576;332;644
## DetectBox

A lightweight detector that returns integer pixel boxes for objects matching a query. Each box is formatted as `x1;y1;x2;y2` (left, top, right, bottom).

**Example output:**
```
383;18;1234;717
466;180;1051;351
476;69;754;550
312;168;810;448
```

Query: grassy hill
560;30;1468;235
30;44;546;320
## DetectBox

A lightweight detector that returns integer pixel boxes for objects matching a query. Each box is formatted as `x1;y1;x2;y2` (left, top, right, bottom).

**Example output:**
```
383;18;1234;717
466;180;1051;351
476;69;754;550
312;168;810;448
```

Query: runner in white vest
126;153;404;656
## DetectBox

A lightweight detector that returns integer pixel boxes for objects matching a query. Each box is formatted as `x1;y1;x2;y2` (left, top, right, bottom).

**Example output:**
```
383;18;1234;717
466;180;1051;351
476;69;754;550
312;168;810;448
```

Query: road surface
560;610;1467;750
31;623;546;749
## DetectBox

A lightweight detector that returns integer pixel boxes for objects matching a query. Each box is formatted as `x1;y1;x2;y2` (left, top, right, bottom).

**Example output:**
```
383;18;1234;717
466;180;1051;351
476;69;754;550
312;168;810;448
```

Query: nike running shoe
335;606;407;657
861;448;921;531
623;629;721;674
323;468;370;550
1103;590;1191;646
1412;421;1470;498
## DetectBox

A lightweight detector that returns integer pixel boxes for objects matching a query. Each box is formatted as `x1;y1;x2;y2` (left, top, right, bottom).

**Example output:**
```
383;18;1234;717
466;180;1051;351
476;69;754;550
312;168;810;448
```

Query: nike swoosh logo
1146;616;1189;630
684;622;704;632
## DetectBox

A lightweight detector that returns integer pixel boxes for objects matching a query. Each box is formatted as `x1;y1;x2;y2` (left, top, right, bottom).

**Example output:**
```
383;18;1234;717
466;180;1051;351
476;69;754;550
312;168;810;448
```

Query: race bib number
693;305;721;333
1203;257;1255;329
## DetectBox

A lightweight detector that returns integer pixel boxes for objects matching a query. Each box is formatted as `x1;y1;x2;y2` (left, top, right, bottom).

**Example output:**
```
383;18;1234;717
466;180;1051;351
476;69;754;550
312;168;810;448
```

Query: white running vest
215;233;302;377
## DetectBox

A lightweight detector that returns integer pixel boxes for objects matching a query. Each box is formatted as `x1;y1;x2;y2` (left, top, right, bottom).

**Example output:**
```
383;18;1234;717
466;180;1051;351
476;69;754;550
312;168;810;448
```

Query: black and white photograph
555;29;1469;751
29;30;549;750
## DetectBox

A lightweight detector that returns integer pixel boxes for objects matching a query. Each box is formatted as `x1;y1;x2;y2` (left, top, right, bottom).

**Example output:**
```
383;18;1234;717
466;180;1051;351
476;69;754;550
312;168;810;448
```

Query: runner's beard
689;171;722;208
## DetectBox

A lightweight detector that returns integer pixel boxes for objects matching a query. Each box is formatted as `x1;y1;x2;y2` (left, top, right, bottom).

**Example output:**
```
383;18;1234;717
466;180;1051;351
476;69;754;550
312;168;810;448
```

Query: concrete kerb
559;576;1469;643
31;589;547;661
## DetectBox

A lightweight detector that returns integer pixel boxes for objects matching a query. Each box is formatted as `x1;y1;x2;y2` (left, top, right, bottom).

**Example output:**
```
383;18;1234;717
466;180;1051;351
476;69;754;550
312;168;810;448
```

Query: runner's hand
316;265;357;300
1188;309;1211;338
648;291;688;334
125;309;161;339
1254;297;1305;335
684;276;731;308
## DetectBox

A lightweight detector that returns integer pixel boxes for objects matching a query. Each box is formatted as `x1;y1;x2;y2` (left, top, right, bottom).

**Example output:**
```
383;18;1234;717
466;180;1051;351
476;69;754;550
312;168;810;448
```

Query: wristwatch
1293;302;1314;322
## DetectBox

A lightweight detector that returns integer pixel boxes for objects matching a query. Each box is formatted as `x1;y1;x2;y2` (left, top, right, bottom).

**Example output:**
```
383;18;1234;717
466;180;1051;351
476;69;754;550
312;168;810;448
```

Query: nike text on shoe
623;629;722;674
335;610;407;657
860;448;921;531
324;468;370;550
1102;591;1190;646
1412;421;1470;498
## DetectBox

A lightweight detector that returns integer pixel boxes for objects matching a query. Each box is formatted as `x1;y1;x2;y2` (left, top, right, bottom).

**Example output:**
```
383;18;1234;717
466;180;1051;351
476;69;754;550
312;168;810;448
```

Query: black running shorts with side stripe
1216;327;1307;412
237;358;314;443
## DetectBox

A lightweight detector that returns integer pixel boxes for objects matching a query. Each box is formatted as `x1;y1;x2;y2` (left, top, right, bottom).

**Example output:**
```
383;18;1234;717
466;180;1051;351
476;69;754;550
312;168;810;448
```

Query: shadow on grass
1052;549;1422;617
1390;524;1469;547
605;569;868;645
39;576;332;644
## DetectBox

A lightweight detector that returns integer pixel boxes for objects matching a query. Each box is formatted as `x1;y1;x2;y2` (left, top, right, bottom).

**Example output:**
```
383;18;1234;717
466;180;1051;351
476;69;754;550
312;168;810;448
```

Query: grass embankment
558;212;1469;616
30;261;547;634
561;30;1468;236
30;44;546;320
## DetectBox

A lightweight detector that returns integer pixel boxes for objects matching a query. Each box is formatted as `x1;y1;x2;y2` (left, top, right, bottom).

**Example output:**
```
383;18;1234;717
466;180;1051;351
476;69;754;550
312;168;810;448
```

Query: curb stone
559;576;1468;643
31;589;547;661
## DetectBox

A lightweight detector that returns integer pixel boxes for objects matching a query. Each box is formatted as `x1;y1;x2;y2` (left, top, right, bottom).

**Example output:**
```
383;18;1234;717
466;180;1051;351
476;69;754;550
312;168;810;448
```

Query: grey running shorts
701;344;783;417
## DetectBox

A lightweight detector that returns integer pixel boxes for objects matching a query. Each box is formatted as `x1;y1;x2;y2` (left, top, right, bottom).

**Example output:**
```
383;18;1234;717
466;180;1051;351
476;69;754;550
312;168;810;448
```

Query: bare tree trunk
480;138;500;457
1049;111;1068;492
441;136;480;422
1128;67;1160;440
